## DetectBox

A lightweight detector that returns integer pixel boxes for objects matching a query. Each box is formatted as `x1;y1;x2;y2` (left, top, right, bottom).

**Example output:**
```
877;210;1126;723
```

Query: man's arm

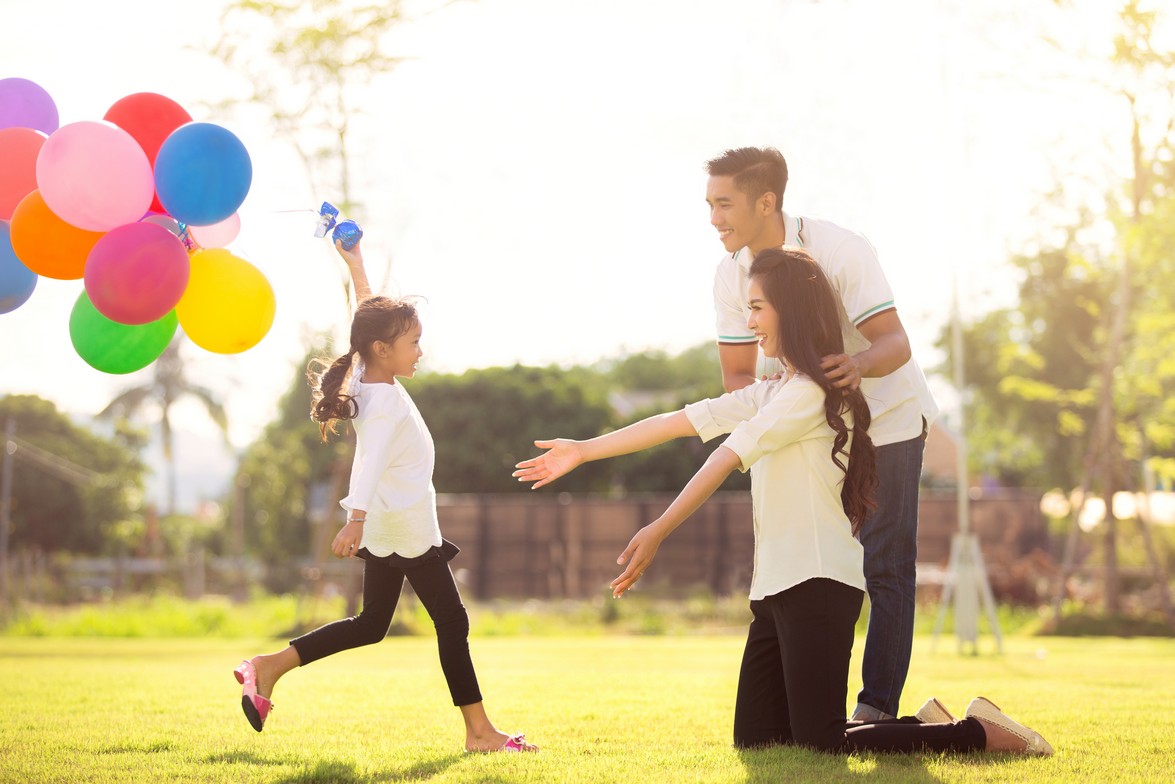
821;309;912;390
719;342;760;393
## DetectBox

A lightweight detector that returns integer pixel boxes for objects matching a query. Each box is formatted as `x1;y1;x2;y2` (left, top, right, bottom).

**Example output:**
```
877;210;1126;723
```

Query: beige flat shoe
914;697;956;724
965;696;1053;756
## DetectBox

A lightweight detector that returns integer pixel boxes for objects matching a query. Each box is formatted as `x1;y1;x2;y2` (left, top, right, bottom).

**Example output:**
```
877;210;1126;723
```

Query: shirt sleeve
713;254;757;344
342;408;403;514
827;232;897;326
685;379;827;472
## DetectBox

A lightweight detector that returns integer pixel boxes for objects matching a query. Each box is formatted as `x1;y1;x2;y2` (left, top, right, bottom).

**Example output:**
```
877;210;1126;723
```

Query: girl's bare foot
249;646;301;701
465;729;538;753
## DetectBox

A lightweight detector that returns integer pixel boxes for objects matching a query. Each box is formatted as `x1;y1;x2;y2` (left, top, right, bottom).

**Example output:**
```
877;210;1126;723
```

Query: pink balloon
188;212;241;248
84;222;190;324
36;121;154;232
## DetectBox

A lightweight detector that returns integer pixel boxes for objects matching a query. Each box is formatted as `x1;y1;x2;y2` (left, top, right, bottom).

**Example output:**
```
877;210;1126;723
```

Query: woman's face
746;277;781;360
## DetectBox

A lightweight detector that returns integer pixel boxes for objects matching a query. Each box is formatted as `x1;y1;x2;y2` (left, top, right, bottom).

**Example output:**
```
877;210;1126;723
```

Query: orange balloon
0;127;46;220
9;190;105;280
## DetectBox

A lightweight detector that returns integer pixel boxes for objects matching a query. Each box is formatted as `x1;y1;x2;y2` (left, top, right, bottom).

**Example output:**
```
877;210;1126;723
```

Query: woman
514;247;1050;756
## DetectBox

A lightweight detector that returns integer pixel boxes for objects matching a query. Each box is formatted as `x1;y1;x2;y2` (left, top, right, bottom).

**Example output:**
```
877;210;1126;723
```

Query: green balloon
69;292;177;374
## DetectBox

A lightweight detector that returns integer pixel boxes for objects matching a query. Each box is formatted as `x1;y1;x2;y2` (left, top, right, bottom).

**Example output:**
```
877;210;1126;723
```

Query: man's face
706;175;771;254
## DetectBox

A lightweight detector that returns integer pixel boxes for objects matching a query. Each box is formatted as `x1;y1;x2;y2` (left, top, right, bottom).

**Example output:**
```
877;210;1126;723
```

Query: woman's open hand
513;439;585;489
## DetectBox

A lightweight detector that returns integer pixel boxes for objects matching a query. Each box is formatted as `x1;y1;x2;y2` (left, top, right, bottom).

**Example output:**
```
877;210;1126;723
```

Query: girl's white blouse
340;380;443;559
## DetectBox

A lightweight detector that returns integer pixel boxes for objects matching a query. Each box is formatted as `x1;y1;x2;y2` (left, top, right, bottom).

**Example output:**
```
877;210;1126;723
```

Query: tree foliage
211;0;411;215
97;341;229;516
942;2;1175;494
226;339;750;578
410;365;617;493
1;395;145;555
229;343;343;576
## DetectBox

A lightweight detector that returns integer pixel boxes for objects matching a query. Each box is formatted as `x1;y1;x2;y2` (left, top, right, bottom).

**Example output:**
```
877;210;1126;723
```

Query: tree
0;395;145;556
938;242;1108;488
943;1;1175;619
410;365;617;493
231;338;752;590
210;0;460;303
97;341;229;516
598;343;749;494
226;341;347;590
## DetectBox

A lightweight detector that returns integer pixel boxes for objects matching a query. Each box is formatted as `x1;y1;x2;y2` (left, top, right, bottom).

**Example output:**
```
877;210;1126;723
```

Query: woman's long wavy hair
748;247;878;534
307;296;420;441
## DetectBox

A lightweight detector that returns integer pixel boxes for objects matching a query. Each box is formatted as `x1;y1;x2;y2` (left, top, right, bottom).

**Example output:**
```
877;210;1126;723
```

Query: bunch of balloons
0;77;276;374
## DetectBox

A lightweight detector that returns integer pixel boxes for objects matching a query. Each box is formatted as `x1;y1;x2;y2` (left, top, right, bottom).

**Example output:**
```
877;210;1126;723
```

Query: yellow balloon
177;248;275;354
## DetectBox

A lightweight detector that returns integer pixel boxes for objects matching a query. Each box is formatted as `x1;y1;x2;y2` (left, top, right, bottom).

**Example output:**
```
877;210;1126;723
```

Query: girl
513;247;1050;756
235;240;537;753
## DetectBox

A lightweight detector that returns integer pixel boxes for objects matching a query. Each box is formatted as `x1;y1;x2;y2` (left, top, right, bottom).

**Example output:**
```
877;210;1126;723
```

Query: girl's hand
610;524;666;598
334;238;363;267
512;439;585;489
331;521;364;559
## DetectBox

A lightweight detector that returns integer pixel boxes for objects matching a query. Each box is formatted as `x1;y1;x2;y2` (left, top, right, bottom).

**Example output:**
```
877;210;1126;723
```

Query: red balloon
0;127;46;220
104;93;193;214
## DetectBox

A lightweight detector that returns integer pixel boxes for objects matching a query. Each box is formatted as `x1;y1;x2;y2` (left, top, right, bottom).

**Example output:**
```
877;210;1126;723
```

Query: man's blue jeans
854;426;926;718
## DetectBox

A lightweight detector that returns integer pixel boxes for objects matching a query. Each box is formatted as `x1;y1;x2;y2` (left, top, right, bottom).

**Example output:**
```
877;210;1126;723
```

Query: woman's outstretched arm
610;445;741;597
513;410;696;490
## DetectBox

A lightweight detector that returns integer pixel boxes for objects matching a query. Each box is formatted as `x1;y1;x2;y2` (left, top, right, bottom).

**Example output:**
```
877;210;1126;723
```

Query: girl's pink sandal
233;660;273;732
500;734;536;752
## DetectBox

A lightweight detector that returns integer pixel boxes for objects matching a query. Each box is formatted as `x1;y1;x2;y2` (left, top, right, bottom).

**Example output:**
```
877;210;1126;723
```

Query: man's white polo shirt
712;212;938;446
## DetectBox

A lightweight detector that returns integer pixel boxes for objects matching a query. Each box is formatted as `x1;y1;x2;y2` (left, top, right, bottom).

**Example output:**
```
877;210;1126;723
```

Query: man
705;146;938;722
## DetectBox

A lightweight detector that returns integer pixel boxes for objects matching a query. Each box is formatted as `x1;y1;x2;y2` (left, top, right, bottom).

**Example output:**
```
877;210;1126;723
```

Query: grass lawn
1;633;1172;783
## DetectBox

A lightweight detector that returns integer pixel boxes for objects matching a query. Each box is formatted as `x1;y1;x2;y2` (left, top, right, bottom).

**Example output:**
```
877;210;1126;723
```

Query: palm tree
97;339;229;516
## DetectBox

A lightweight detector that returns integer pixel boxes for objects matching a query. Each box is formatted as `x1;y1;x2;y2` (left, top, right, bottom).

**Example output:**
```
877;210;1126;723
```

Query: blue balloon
0;220;37;314
154;123;252;226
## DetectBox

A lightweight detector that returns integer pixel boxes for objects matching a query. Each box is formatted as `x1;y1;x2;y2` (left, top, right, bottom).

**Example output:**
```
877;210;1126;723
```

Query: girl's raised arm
334;238;373;301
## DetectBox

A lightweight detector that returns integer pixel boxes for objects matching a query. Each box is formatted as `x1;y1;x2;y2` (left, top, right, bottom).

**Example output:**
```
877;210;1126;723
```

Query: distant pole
932;273;1002;654
1;418;15;611
952;275;970;541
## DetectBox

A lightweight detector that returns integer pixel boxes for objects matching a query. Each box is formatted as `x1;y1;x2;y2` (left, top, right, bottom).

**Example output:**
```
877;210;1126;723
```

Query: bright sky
0;0;1144;449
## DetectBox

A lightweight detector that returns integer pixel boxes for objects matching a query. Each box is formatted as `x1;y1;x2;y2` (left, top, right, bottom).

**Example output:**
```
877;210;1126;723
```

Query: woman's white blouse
684;374;866;601
340;380;443;559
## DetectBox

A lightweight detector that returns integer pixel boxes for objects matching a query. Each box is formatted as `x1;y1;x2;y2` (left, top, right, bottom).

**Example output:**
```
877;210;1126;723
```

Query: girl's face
746;277;781;360
374;319;424;379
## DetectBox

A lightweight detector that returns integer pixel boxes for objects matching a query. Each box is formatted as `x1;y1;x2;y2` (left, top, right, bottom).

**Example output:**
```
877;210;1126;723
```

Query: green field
1;633;1172;783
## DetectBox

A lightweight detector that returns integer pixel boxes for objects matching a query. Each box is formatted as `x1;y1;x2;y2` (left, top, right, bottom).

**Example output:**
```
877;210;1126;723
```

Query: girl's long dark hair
307;296;420;441
748;247;878;534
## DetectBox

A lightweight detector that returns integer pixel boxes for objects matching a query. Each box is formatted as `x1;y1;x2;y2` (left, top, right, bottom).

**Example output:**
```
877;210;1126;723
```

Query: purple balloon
84;222;190;325
0;78;59;134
